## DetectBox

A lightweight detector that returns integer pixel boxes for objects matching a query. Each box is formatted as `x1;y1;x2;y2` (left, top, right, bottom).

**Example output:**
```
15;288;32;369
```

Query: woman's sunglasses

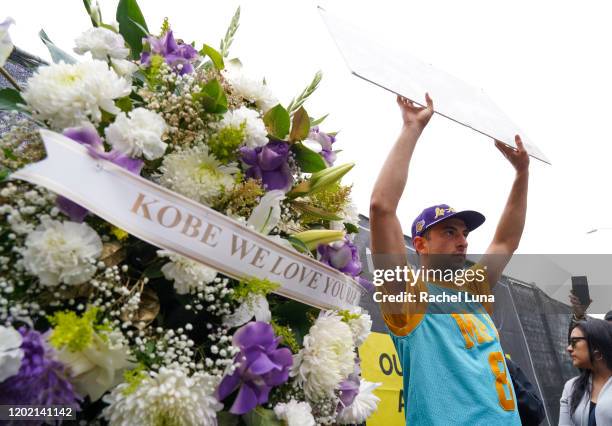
568;337;587;348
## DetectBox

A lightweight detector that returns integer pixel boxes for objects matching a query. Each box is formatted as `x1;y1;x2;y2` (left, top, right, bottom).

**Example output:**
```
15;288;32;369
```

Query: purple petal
330;245;352;269
217;371;241;401
338;376;360;409
247;353;277;376
229;382;259;415
56;196;89;222
233;322;276;350
240;146;258;165
261;166;292;191
63;125;103;150
258;146;285;171
107;151;144;175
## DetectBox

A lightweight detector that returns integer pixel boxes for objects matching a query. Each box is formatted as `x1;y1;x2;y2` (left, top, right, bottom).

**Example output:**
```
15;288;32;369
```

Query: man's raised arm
480;135;530;287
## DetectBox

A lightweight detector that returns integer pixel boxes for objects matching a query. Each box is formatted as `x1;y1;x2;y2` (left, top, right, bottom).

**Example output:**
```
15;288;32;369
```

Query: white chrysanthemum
105;108;167;160
292;312;355;399
347;307;372;347
22;60;131;129
158;144;239;206
337;380;381;424
274;399;315;426
102;367;222;426
218;106;268;148
224;67;278;112
0;325;23;382
21;218;102;286
111;58;138;76
158;250;217;295
55;329;133;401
330;201;360;231
74;27;129;60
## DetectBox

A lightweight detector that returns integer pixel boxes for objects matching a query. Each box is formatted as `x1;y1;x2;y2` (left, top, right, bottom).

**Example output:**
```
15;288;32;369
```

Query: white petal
0;17;15;67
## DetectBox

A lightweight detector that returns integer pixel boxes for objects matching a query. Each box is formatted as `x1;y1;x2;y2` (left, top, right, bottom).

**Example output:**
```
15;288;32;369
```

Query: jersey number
488;351;516;411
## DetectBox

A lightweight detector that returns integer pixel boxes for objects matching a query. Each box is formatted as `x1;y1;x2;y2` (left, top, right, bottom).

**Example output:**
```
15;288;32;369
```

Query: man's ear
413;236;427;254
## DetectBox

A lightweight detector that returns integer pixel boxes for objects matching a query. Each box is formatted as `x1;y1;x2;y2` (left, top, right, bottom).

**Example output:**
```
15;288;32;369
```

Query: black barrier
355;214;577;426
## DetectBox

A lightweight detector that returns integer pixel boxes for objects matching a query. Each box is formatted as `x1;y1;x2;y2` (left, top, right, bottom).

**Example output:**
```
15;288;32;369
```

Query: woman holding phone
559;318;612;425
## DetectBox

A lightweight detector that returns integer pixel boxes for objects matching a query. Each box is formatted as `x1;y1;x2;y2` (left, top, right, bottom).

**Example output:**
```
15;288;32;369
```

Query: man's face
414;218;469;270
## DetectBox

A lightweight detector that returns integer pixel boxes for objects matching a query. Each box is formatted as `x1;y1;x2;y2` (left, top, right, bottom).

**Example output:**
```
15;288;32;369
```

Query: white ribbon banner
12;130;363;310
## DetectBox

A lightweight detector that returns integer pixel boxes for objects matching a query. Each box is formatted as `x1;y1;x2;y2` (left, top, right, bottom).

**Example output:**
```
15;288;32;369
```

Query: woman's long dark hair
569;319;612;416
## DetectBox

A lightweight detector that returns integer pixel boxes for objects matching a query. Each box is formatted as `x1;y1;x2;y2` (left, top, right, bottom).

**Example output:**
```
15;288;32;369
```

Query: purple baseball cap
411;204;485;239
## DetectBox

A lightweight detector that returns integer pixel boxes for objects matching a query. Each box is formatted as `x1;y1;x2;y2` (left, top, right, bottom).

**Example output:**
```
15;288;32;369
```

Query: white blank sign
319;7;550;164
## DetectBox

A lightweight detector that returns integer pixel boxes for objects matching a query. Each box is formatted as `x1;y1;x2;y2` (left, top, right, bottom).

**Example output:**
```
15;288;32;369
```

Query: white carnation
55;329;133;401
337;380;381;424
274;399;315;426
111;58;138;76
102;367;222;426
158;144;239;206
21;218;102;286
347;307;372;347
0;325;23;382
105;108;167;160
218;106;268;148
22;60;131;129
292;312;355;399
224;67;278;113
158;250;217;295
74;27;129;60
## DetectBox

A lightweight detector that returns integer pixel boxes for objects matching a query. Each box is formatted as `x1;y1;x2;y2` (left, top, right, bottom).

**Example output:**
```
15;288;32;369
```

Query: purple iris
140;30;198;75
337;374;360;410
0;328;80;408
240;141;293;192
57;125;143;222
308;126;336;166
317;237;374;291
217;321;292;415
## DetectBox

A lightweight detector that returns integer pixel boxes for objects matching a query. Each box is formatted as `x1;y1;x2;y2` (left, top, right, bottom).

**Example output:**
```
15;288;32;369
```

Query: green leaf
217;412;240;426
195;79;228;114
345;222;359;234
116;0;149;59
310;113;329;126
263;104;290;140
0;88;25;111
115;96;133;113
200;44;224;70
39;30;77;64
143;263;164;279
289;106;310;142
271;300;318;346
0;168;10;182
291;142;326;173
242;407;282;426
285;235;312;255
291;201;342;221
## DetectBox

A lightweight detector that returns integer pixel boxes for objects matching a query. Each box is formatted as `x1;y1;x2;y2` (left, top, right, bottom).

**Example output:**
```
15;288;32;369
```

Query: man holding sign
369;93;530;425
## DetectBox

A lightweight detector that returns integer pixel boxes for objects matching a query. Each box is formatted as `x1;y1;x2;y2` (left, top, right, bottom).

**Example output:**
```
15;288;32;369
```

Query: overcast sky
5;0;612;310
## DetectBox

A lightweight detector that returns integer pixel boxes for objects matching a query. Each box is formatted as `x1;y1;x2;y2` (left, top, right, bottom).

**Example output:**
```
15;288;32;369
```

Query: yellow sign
360;332;405;425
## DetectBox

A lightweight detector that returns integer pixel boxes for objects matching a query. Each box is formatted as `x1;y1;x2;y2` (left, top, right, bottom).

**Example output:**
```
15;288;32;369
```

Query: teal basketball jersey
389;282;521;425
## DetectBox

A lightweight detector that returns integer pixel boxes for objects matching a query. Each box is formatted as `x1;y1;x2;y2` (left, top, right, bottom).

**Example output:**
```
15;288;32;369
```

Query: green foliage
194;79;228;113
286;71;322;115
116;0;149;59
263;104;290;140
220;7;241;58
242;407;282;426
232;277;279;302
271;320;300;353
47;307;100;352
289;106;310;142
0;88;25;112
291;142;326;173
213;178;265;219
200;44;225;70
207;124;245;162
121;364;148;396
271;300;318;346
39;30;77;64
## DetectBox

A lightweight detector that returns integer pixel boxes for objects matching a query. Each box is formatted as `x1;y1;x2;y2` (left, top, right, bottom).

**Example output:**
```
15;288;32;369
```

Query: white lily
0;17;15;67
247;190;285;235
223;293;271;328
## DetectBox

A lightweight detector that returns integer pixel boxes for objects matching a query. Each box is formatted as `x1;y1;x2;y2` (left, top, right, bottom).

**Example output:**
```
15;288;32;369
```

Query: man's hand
569;291;592;319
495;135;530;174
397;93;434;130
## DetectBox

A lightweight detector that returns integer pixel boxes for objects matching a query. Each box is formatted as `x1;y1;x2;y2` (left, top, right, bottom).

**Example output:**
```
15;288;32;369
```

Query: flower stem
0;66;21;91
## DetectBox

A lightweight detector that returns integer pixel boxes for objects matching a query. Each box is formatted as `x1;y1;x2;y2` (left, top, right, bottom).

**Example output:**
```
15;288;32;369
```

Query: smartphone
571;276;590;306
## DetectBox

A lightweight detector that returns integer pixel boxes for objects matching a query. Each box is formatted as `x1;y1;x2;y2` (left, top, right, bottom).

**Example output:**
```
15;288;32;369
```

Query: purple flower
240;141;293;192
318;237;374;291
58;125;144;221
140;30;198;75
217;321;292;415
337;374;360;410
0;328;80;409
308;126;336;166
